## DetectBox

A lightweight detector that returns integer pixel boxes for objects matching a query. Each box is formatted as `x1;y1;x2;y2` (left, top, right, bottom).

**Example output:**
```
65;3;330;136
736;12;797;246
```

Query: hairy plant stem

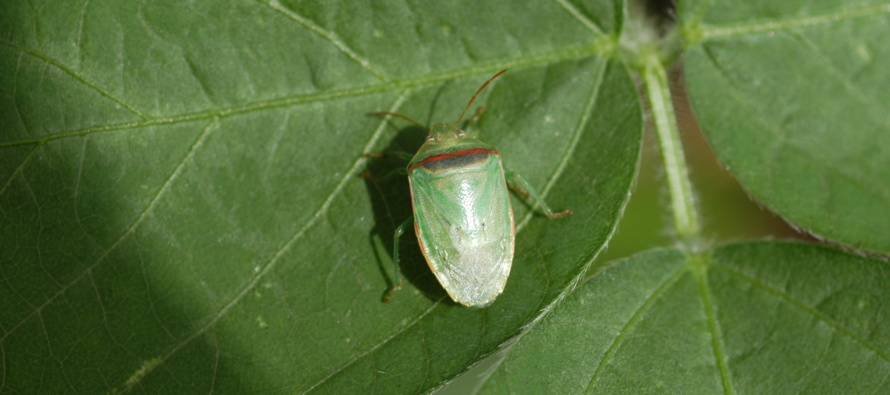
642;56;701;247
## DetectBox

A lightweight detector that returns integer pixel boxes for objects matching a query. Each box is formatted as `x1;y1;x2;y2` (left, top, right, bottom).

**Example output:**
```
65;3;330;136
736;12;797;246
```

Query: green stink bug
369;70;570;307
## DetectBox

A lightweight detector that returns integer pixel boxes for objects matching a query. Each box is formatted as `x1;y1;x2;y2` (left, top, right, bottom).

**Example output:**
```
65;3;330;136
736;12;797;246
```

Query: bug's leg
505;170;572;219
383;215;414;303
464;106;487;136
362;167;406;183
364;151;414;161
362;151;413;182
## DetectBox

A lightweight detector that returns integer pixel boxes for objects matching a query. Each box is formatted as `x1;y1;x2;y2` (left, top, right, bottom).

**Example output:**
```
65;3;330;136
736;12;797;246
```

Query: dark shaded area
0;131;248;393
645;0;675;21
361;124;454;305
643;0;676;34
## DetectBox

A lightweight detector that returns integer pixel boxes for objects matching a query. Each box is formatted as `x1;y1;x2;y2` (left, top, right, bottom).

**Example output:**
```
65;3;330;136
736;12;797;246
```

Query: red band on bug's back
409;148;499;172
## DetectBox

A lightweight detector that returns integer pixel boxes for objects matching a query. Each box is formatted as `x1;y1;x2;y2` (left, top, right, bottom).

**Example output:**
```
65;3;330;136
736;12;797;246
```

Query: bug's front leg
363;151;414;161
361;151;413;182
383;215;414;303
504;170;572;219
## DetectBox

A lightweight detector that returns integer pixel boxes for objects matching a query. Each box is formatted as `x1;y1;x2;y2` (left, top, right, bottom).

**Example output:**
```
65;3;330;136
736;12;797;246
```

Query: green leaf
0;1;641;393
480;242;890;393
679;1;890;254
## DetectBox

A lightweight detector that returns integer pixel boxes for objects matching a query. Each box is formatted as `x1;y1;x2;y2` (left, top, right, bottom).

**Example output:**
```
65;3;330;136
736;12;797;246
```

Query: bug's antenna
455;69;507;125
369;112;427;129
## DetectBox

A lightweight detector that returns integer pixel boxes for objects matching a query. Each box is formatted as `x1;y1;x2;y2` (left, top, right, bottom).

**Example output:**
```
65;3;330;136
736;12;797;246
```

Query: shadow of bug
361;124;454;305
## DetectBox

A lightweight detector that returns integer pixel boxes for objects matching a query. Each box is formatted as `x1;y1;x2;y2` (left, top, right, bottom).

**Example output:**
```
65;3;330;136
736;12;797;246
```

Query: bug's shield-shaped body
407;124;515;307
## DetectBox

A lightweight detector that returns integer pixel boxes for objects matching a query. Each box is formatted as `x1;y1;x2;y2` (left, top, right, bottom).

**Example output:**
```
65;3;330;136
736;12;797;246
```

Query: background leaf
679;0;890;254
0;0;642;393
480;242;890;393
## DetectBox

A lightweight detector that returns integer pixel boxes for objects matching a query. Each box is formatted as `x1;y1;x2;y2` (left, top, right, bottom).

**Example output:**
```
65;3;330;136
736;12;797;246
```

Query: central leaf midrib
0;44;603;149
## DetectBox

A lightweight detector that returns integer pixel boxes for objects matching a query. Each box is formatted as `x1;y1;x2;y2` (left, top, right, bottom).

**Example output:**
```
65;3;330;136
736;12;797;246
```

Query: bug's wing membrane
410;157;515;307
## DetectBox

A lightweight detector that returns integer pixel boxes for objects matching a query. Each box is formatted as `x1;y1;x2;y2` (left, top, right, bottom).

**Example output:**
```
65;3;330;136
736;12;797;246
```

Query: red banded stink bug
369;70;570;307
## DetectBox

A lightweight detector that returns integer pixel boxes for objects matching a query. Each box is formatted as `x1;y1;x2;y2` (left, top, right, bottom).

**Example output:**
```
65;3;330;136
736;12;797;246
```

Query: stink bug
368;69;570;307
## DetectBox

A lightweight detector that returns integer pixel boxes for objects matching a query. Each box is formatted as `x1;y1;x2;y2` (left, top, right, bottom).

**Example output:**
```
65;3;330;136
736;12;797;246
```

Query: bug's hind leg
504;170;572;219
383;215;414;303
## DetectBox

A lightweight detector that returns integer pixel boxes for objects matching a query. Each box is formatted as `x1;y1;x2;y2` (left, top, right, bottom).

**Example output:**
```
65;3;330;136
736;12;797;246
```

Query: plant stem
642;57;701;245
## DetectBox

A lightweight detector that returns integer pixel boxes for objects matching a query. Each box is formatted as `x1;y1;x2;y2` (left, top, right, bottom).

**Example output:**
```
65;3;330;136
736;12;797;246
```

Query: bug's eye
425;135;435;141
457;130;467;136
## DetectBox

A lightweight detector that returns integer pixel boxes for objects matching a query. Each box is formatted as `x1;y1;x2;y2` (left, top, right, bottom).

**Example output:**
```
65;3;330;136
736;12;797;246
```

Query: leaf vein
554;0;606;35
0;144;41;198
869;371;890;395
700;48;890;207
712;263;890;363
12;53;35;137
585;262;688;393
257;0;389;81
782;142;890;206
73;137;104;250
112;92;412;393
480;59;641;393
0;341;6;391
304;301;443;394
0;38;150;120
695;255;734;394
792;33;890;131
0;119;218;345
516;57;606;231
0;45;599;149
75;1;89;69
702;3;890;40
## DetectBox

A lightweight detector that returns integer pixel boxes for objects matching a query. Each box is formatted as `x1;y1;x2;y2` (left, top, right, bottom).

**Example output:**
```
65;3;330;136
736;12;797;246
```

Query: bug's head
428;122;465;142
369;70;507;144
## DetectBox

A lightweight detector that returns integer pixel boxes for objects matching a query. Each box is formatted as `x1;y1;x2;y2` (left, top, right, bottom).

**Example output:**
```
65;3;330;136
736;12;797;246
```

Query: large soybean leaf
481;242;890;393
0;1;641;393
679;0;890;254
